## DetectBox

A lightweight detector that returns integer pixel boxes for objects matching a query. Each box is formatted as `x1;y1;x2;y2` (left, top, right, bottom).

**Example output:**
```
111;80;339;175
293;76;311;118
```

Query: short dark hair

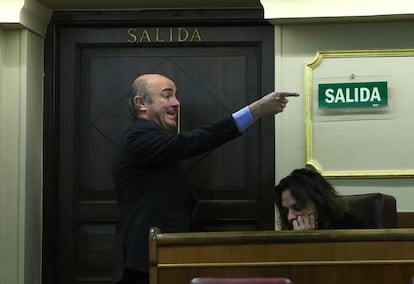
128;78;152;119
274;168;345;229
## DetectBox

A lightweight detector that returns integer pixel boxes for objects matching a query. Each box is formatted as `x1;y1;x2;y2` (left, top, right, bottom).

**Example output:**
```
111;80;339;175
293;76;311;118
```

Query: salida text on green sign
318;81;388;108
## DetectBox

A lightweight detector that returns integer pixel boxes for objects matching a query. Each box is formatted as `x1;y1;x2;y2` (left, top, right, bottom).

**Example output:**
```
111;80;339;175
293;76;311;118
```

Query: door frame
43;8;274;284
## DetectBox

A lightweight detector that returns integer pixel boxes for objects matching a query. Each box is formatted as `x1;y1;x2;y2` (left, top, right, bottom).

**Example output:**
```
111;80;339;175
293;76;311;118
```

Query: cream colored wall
0;0;24;22
261;0;414;19
0;27;44;284
0;1;49;283
274;21;414;213
22;28;44;284
0;28;25;284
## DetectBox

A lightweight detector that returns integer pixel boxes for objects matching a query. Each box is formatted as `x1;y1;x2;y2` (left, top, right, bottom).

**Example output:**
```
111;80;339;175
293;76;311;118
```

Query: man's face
139;75;180;132
281;189;317;228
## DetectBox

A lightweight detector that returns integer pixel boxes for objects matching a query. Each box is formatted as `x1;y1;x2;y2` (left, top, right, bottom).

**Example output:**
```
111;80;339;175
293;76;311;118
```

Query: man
112;73;299;284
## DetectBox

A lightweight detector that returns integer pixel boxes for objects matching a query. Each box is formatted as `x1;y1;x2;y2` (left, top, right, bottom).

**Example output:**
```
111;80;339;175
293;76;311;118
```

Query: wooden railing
149;227;414;284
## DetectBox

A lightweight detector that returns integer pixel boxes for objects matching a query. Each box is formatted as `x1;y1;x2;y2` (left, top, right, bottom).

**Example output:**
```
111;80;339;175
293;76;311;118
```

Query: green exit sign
318;81;388;108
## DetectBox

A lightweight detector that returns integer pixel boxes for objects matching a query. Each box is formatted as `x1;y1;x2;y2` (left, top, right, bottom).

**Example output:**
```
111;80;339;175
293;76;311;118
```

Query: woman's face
281;189;318;228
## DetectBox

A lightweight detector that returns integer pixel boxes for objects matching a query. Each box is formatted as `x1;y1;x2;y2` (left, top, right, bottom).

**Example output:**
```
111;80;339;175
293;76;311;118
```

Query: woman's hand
292;214;317;230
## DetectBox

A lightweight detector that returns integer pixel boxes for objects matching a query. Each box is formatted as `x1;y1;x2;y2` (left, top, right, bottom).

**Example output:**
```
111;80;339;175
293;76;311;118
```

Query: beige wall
0;27;44;284
0;1;49;283
23;28;44;284
1;28;24;284
274;21;414;213
261;0;414;19
0;28;23;284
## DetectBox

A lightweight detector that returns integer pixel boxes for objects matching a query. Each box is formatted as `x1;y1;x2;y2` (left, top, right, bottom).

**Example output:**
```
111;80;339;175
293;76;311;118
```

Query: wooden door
43;10;275;284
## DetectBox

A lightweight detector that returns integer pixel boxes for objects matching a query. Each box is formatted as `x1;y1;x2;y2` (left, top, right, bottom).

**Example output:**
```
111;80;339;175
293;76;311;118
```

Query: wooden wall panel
149;228;414;284
398;212;414;228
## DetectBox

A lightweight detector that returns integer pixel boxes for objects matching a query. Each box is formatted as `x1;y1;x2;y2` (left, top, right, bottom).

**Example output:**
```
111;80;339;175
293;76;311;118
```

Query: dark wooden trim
398;212;414;228
42;16;59;284
43;7;273;284
49;8;268;27
150;227;414;245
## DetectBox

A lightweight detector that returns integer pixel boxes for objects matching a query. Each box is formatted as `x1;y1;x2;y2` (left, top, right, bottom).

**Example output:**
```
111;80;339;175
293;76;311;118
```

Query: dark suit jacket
112;116;241;283
330;212;367;229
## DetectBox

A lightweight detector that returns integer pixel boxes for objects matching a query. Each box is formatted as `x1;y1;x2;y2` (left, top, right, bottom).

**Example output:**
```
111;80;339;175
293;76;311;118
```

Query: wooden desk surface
149;228;414;284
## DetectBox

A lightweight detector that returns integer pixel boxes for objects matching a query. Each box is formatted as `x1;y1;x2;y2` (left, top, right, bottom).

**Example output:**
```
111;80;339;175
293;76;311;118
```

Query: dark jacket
112;116;241;283
330;212;367;229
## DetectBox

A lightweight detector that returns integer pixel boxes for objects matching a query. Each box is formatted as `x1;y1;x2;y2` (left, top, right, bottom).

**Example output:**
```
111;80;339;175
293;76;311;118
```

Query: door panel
45;11;274;284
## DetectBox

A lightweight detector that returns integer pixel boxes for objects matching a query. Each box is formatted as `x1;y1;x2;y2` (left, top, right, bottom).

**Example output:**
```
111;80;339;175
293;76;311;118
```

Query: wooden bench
149;227;414;284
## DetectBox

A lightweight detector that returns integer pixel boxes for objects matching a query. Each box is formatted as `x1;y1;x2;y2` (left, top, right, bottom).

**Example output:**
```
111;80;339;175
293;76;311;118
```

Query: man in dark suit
112;73;299;284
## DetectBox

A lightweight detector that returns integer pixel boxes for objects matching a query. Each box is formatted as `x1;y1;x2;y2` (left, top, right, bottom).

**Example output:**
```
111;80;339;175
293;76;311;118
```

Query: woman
274;168;365;230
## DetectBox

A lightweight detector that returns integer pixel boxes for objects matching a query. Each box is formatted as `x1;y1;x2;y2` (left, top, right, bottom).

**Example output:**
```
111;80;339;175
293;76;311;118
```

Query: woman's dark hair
274;168;345;229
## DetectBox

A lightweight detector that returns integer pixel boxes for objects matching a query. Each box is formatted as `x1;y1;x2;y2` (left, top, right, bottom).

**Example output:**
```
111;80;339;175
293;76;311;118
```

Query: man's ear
134;96;147;111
